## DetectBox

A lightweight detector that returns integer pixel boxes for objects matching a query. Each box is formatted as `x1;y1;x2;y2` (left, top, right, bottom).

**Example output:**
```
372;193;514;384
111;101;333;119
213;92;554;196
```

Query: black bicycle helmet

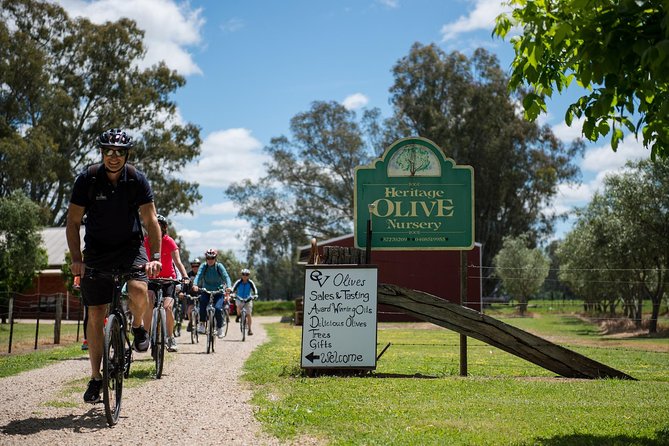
157;214;168;226
98;128;133;149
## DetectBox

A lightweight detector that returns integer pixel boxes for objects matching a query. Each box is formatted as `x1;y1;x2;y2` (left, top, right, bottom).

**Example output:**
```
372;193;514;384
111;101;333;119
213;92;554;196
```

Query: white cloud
185;128;268;188
551;117;585;142
54;0;204;75
377;0;399;8
342;93;369;110
200;201;239;216
544;133;648;232
441;0;509;41
221;17;244;33
176;225;250;260
581;134;648;173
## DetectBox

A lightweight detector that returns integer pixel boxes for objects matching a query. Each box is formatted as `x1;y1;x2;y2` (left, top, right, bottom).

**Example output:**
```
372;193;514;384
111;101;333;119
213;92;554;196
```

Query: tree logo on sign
388;144;441;177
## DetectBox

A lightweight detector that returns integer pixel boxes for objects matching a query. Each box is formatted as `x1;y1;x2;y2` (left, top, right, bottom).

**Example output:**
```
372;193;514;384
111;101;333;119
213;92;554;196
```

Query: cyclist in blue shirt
231;268;258;336
191;248;231;337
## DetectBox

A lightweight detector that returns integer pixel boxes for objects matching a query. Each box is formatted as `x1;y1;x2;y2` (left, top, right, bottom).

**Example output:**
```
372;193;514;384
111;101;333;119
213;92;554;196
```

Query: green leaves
494;0;669;157
0;0;201;223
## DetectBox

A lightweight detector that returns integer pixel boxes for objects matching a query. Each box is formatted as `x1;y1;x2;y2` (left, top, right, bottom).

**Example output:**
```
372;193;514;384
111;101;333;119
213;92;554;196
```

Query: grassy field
245;312;669;446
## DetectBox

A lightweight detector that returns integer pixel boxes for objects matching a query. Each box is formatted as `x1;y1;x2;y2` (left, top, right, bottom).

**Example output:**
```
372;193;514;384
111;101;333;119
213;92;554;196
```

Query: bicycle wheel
240;308;247;342
206;309;215;354
173;303;182;337
191;309;198;344
222;309;229;337
158;307;166;378
103;314;124;426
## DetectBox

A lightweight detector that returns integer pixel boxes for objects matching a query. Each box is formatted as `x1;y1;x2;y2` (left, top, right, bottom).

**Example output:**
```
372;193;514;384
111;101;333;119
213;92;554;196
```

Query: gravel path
0;316;313;445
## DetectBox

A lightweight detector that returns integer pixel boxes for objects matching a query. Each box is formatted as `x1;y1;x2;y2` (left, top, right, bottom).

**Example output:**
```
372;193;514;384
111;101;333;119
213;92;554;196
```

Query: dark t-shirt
70;163;153;267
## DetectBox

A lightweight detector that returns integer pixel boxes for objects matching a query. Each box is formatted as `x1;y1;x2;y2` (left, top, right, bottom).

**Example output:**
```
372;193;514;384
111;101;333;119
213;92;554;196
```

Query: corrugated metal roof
41;227;84;268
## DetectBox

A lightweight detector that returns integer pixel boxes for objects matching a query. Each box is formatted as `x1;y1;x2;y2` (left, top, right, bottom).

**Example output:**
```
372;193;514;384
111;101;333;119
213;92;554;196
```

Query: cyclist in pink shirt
143;215;189;352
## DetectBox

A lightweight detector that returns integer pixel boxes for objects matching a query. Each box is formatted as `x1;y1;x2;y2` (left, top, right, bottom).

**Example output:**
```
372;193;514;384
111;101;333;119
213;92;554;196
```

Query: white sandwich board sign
301;265;378;369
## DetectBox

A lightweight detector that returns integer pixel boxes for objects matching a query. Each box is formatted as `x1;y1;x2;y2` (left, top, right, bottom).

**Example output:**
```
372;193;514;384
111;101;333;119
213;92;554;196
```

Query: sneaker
197;323;206;334
247;330;253;336
132;326;150;352
81;340;88;351
167;337;178;352
235;315;240;323
83;378;102;403
216;327;224;338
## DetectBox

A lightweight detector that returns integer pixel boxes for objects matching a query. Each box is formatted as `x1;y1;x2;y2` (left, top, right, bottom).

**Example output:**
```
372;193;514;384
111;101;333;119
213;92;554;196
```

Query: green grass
244;320;669;446
0;321;85;354
254;300;295;317
0;343;85;378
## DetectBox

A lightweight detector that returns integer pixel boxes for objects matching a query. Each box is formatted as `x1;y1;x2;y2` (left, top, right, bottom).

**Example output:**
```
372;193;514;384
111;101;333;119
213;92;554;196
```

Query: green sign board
354;137;474;250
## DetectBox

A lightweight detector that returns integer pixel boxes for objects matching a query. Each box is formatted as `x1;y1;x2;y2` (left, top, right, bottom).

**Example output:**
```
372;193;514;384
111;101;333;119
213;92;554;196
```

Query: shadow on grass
0;407;109;435
531;427;669;446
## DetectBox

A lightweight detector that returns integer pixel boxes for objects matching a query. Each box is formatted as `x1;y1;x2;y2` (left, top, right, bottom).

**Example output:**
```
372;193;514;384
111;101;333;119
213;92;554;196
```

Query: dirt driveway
0;316;314;445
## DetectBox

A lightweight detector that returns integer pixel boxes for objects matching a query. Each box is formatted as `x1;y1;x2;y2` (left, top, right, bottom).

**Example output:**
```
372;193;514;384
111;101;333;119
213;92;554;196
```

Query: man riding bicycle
143;214;189;352
66;128;162;403
231;268;258;336
184;258;200;332
191;249;231;338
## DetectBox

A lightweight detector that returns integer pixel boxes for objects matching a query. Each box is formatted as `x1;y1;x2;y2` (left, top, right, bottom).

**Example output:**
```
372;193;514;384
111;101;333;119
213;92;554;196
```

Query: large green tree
0;0;201;224
227;101;378;298
0;191;48;322
493;233;550;315
385;43;582;295
494;0;668;158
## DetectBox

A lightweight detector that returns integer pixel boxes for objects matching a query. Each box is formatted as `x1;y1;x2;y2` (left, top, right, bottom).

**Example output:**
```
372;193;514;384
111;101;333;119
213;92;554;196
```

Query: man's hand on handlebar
145;260;162;278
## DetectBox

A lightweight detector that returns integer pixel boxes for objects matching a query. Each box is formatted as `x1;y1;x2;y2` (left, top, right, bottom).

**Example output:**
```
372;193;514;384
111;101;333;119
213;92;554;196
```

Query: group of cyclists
66;128;257;405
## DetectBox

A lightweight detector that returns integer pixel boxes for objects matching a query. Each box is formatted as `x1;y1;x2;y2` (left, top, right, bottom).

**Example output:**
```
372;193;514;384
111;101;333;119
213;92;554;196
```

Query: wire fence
0;292;84;354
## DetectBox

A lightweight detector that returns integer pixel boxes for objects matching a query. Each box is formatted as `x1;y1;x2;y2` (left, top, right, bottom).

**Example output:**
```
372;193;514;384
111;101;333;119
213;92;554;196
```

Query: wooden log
377;283;635;380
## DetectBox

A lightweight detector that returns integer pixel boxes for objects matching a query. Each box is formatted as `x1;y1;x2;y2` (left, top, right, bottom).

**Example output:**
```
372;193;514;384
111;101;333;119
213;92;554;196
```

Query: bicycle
189;294;200;344
148;278;180;379
234;294;255;342
83;266;143;426
201;288;226;353
172;292;183;338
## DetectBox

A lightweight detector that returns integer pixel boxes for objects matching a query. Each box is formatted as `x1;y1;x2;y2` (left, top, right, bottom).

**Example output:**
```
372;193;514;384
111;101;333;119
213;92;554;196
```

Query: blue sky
56;0;648;261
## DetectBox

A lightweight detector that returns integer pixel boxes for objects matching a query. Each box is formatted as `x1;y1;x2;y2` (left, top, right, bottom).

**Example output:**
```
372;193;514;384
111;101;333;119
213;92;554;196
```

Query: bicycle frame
201;288;224;353
86;266;143;426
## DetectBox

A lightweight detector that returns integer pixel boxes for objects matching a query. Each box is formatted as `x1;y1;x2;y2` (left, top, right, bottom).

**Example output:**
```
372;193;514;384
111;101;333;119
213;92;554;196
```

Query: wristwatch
152;253;161;260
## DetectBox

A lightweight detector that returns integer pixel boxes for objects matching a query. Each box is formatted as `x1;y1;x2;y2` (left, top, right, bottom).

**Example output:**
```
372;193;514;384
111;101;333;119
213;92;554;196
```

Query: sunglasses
242;273;250;276
205;256;216;260
101;148;128;157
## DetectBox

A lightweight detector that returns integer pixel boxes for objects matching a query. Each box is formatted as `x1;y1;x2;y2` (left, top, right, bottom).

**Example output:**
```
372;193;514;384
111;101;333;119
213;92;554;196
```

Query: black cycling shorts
80;242;148;307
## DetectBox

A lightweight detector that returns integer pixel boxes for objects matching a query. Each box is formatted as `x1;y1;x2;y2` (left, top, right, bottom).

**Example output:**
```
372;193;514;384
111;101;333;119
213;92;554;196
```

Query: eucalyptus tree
227;101;377;297
385;44;582;295
0;0;201;224
493;233;550;315
495;0;668;158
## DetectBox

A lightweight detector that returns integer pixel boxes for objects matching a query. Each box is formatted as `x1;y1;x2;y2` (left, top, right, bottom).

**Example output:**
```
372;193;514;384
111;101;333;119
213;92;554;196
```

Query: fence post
8;297;14;354
54;294;63;344
34;296;41;350
459;250;468;377
76;301;82;342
